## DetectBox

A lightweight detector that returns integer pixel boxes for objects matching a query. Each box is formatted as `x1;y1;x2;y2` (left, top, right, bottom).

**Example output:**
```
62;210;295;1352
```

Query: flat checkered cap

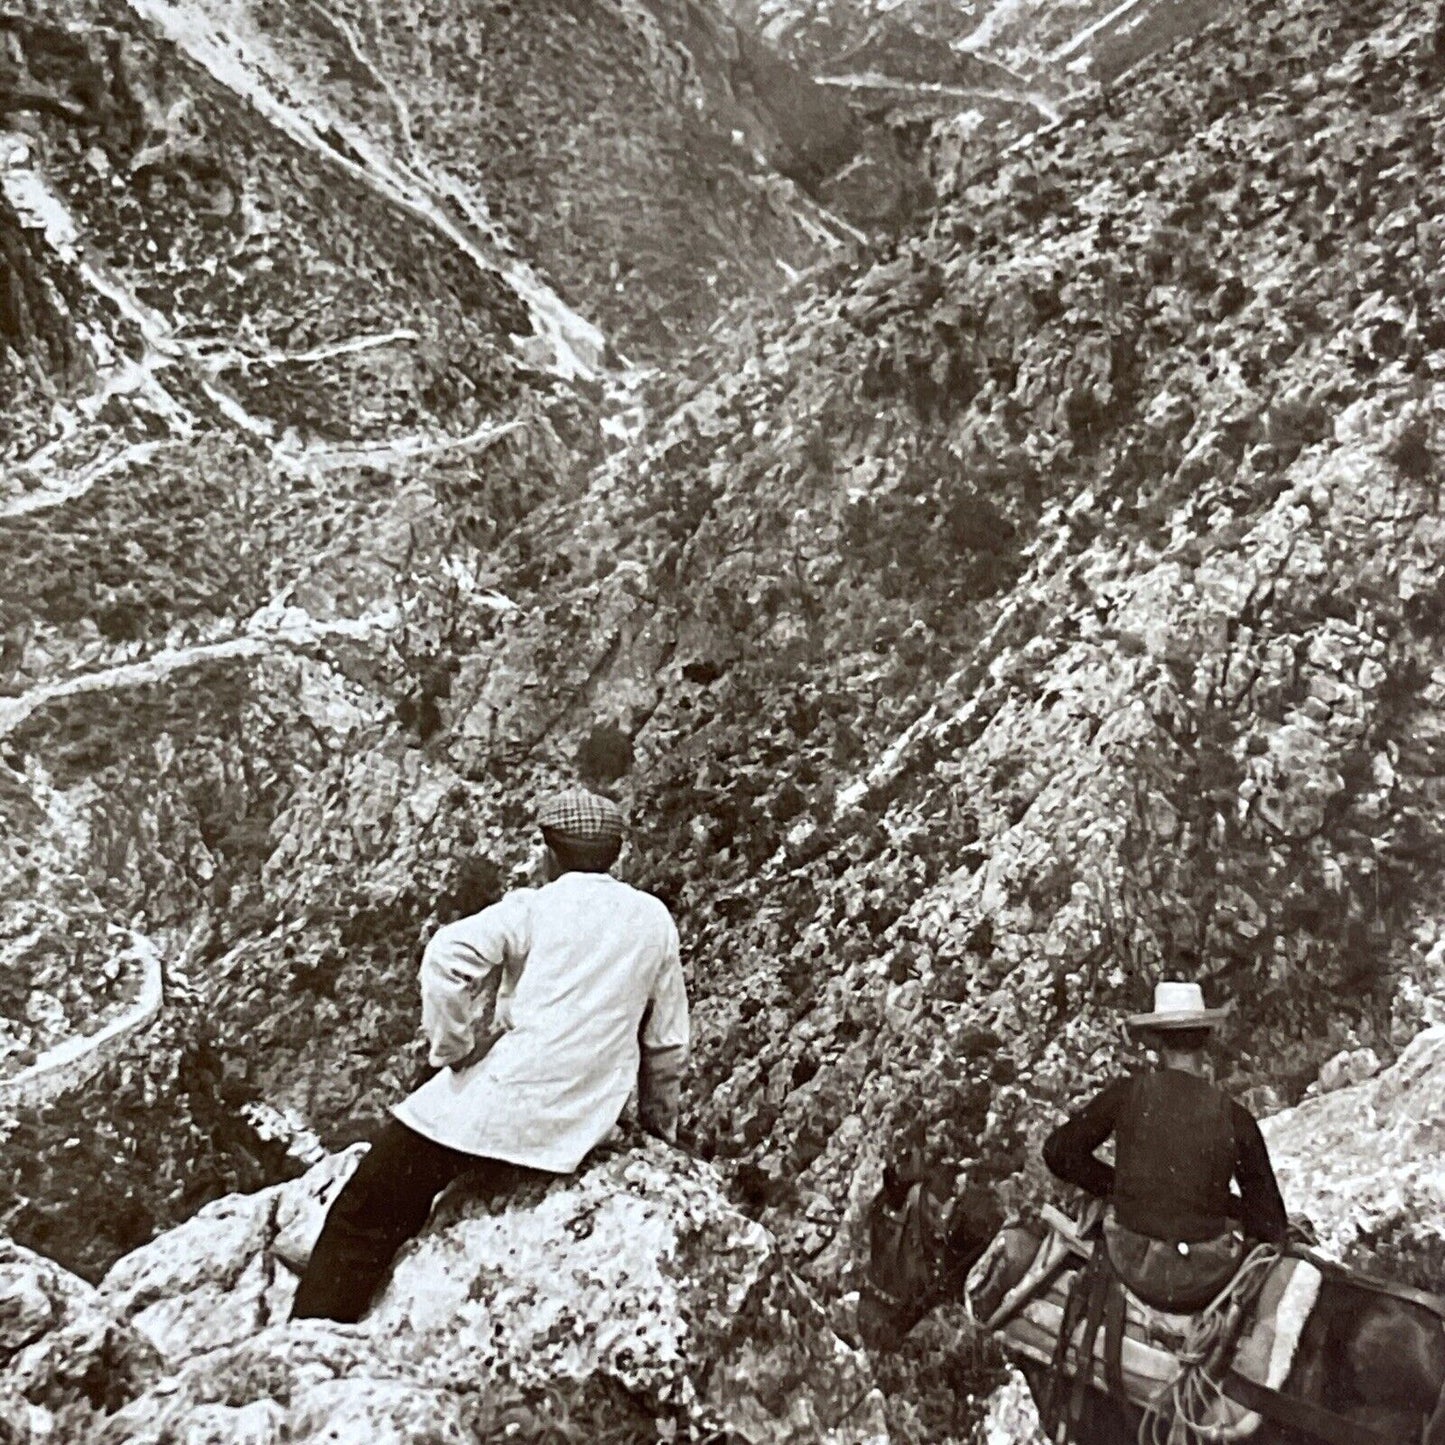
537;789;625;848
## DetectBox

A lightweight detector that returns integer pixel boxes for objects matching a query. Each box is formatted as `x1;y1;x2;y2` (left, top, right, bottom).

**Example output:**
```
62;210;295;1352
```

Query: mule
857;1163;1445;1445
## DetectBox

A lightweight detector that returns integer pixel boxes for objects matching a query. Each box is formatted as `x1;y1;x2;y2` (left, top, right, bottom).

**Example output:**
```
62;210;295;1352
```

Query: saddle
965;1206;1322;1445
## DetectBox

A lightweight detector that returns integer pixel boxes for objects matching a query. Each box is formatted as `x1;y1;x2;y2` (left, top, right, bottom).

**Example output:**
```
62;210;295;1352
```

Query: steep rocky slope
605;0;1445;1259
7;0;1445;1438
361;0;1445;1302
0;1138;890;1445
718;0;1235;205
0;0;853;1274
109;0;862;358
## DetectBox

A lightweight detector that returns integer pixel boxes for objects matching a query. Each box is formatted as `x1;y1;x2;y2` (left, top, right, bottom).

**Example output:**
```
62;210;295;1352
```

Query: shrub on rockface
872;1311;1007;1445
0;186;94;438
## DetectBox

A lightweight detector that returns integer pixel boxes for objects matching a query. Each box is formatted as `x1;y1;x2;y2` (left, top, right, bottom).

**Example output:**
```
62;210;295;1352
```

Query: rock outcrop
2;1139;889;1444
0;1238;161;1444
1265;1023;1445;1281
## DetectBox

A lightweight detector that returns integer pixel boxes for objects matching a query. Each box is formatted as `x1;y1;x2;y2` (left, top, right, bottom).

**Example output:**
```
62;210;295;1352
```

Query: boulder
0;1239;162;1442
26;1138;889;1443
98;1146;363;1364
1311;1045;1381;1097
1263;1025;1445;1268
980;1365;1045;1444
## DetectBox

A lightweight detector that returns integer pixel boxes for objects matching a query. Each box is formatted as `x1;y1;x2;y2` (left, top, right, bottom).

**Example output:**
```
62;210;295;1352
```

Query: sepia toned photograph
2;1;1443;1441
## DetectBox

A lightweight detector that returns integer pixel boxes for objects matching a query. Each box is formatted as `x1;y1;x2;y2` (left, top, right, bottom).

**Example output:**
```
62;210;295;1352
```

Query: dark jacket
1043;1067;1288;1245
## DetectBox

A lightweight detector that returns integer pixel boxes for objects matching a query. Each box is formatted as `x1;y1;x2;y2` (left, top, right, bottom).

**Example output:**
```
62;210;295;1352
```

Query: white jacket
392;872;688;1171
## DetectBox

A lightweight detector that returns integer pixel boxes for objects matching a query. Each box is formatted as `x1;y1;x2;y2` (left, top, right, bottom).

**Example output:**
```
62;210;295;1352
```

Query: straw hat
1126;980;1232;1035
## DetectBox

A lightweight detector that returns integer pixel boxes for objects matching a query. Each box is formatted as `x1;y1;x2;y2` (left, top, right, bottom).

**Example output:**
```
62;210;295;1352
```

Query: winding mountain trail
0;933;164;1112
273;417;525;475
0;133;195;448
0;608;399;744
3;441;176;521
196;327;422;376
815;72;1065;125
0;604;393;1117
2;129;299;478
0;153;515;511
1048;0;1152;62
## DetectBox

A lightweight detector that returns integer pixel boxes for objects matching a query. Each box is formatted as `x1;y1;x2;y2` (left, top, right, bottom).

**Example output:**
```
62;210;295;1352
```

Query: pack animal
858;1163;1445;1445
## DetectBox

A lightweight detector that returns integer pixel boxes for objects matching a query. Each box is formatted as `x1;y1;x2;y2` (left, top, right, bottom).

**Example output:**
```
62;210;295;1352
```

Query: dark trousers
290;1117;542;1323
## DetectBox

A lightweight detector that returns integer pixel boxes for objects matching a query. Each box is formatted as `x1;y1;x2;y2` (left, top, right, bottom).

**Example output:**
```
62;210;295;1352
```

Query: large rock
1263;1024;1445;1269
97;1146;363;1364
13;1138;889;1443
0;1239;162;1443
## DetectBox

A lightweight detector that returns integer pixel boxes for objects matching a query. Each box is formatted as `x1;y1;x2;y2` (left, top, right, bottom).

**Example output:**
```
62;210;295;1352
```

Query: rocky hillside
6;0;1445;1438
718;0;1236;206
398;0;1445;1295
0;0;853;1271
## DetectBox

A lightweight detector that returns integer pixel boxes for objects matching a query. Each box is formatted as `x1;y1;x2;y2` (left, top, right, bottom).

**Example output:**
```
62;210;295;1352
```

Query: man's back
1043;1066;1288;1247
1112;1070;1237;1242
394;872;687;1172
291;788;688;1324
490;872;679;1078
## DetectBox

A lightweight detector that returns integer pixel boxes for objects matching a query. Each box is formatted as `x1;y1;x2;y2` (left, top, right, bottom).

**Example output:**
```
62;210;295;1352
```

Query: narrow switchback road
815;72;1065;125
0;608;399;743
125;0;609;381
0;932;164;1111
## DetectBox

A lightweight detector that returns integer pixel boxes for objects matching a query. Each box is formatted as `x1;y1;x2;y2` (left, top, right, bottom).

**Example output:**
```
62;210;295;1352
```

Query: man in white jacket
291;789;689;1322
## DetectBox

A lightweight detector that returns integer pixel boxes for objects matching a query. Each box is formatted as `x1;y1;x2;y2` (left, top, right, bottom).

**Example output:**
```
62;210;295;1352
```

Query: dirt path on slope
0;609;397;743
0;933;164;1111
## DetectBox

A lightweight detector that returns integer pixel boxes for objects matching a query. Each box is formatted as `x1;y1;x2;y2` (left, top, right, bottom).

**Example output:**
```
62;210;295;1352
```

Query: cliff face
536;0;1445;1290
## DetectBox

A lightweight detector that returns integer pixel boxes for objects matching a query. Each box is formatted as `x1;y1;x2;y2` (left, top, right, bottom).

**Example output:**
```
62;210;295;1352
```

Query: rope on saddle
1136;1244;1280;1445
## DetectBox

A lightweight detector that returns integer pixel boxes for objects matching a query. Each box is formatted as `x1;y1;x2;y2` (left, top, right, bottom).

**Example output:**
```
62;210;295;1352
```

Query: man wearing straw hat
1042;980;1288;1311
291;788;689;1323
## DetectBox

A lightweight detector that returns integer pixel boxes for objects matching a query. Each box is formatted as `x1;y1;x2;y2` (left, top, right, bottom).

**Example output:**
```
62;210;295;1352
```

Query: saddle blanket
967;1230;1322;1440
